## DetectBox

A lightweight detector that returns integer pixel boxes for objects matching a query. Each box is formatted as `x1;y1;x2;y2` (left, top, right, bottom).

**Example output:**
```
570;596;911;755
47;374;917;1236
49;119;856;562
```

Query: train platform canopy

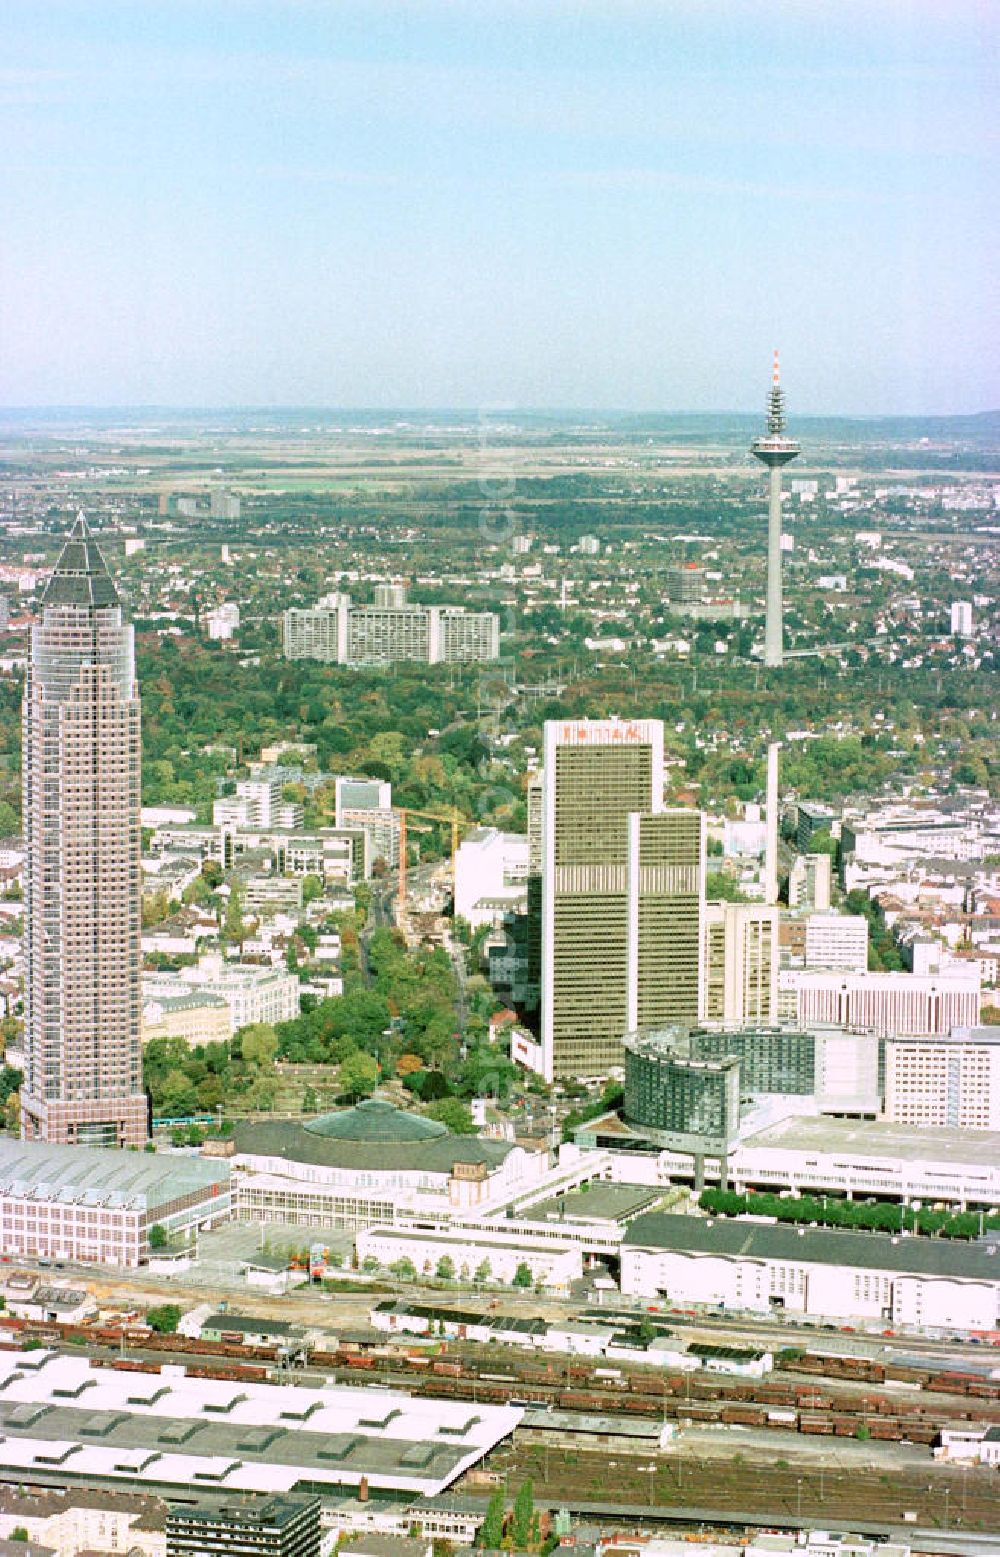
0;1350;521;1500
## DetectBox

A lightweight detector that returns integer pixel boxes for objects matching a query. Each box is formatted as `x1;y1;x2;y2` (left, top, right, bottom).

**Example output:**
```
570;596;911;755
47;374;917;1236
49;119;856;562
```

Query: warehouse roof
0;1351;521;1500
0;1138;230;1213
624;1213;1000;1280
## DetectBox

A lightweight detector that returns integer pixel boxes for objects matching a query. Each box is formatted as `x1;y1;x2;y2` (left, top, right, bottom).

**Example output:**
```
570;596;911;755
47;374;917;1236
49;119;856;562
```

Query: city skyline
1;1;996;413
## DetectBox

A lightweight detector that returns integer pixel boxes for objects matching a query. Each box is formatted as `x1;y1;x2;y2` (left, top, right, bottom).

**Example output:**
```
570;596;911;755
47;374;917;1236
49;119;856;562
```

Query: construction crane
395;806;464;911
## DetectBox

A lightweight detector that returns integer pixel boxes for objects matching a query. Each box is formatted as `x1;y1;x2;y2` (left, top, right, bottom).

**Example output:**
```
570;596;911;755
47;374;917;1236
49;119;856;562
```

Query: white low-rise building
357;1223;581;1291
622;1212;1000;1332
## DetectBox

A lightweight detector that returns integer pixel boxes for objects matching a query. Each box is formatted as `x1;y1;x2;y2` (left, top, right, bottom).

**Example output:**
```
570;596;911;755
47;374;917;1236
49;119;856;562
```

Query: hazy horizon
2;1;997;415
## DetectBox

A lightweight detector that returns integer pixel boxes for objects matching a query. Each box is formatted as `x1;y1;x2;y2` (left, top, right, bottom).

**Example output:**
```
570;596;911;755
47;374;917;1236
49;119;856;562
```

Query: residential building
282;591;499;666
141;990;231;1049
21;517;147;1147
209;490;241;520
0;1137;231;1265
541;717;702;1081
804;912;869;973
206;602;240;640
145;958;300;1033
885;1027;1000;1130
787;851;832;911
0;1487;168;1557
702;902;779;1026
950;600;974;636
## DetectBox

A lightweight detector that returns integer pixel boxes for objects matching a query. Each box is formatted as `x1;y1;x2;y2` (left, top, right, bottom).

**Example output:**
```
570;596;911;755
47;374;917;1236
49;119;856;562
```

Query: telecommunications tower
751;351;799;668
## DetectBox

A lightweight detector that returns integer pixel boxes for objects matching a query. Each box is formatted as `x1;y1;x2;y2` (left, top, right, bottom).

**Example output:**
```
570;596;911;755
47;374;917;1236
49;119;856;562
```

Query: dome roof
303;1097;447;1145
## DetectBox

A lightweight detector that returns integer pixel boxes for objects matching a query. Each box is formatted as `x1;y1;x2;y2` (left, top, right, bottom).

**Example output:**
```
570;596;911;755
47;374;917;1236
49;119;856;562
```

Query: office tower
751;351;799;668
626;809;703;1031
542;718;660;1081
702;901;780;1027
21;517;147;1147
540;718;704;1081
666;563;705;604
764;741;779;905
167;1495;321;1557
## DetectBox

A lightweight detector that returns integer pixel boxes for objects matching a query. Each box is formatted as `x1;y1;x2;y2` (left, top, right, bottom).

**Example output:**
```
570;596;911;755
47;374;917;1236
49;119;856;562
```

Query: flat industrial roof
0;1351;520;1500
742;1113;1000;1169
0;1139;230;1213
522;1183;660;1226
624;1213;1000;1280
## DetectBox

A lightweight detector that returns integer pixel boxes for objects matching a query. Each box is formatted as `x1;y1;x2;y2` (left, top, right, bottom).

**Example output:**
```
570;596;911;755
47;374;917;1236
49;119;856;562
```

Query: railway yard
2;1308;998;1543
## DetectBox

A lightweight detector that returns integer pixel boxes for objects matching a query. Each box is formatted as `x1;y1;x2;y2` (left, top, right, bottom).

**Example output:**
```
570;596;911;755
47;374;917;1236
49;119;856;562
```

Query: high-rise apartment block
703;901;780;1027
885;1027;1000;1130
282;587;499;667
950;600;974;637
21;518;147;1147
540;718;702;1081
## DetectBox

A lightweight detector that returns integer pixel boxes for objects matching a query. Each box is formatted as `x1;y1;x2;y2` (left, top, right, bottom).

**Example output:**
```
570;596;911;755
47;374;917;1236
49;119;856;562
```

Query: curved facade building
624;1029;740;1155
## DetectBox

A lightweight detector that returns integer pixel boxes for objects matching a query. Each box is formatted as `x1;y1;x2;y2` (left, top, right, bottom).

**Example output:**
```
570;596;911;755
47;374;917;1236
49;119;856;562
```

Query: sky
1;1;997;413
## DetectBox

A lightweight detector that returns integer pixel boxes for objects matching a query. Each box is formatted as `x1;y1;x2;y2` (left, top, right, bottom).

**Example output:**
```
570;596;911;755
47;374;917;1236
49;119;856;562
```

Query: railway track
4;1316;997;1450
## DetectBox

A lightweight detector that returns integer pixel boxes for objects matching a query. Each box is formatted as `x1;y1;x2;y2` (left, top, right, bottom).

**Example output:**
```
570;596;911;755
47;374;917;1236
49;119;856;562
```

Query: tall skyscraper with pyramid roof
21;516;147;1147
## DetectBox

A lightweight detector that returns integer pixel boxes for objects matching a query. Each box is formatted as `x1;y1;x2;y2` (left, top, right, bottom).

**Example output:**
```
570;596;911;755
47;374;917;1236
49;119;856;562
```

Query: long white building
282;590;499;666
779;967;980;1035
622;1212;1000;1332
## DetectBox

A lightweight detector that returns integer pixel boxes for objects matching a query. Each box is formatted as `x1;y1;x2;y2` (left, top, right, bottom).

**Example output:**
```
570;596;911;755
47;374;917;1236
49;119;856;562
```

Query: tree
474;1259;492;1284
512;1262;533;1289
223;881;246;947
339;1051;378;1101
436;1255;456;1281
511;1480;535;1549
478;1490;505;1549
302;1086;318;1113
425;1097;478;1135
9;1529;28;1543
148;1224;168;1250
145;1304;182;1334
240;1023;279;1067
390;1258;417;1281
